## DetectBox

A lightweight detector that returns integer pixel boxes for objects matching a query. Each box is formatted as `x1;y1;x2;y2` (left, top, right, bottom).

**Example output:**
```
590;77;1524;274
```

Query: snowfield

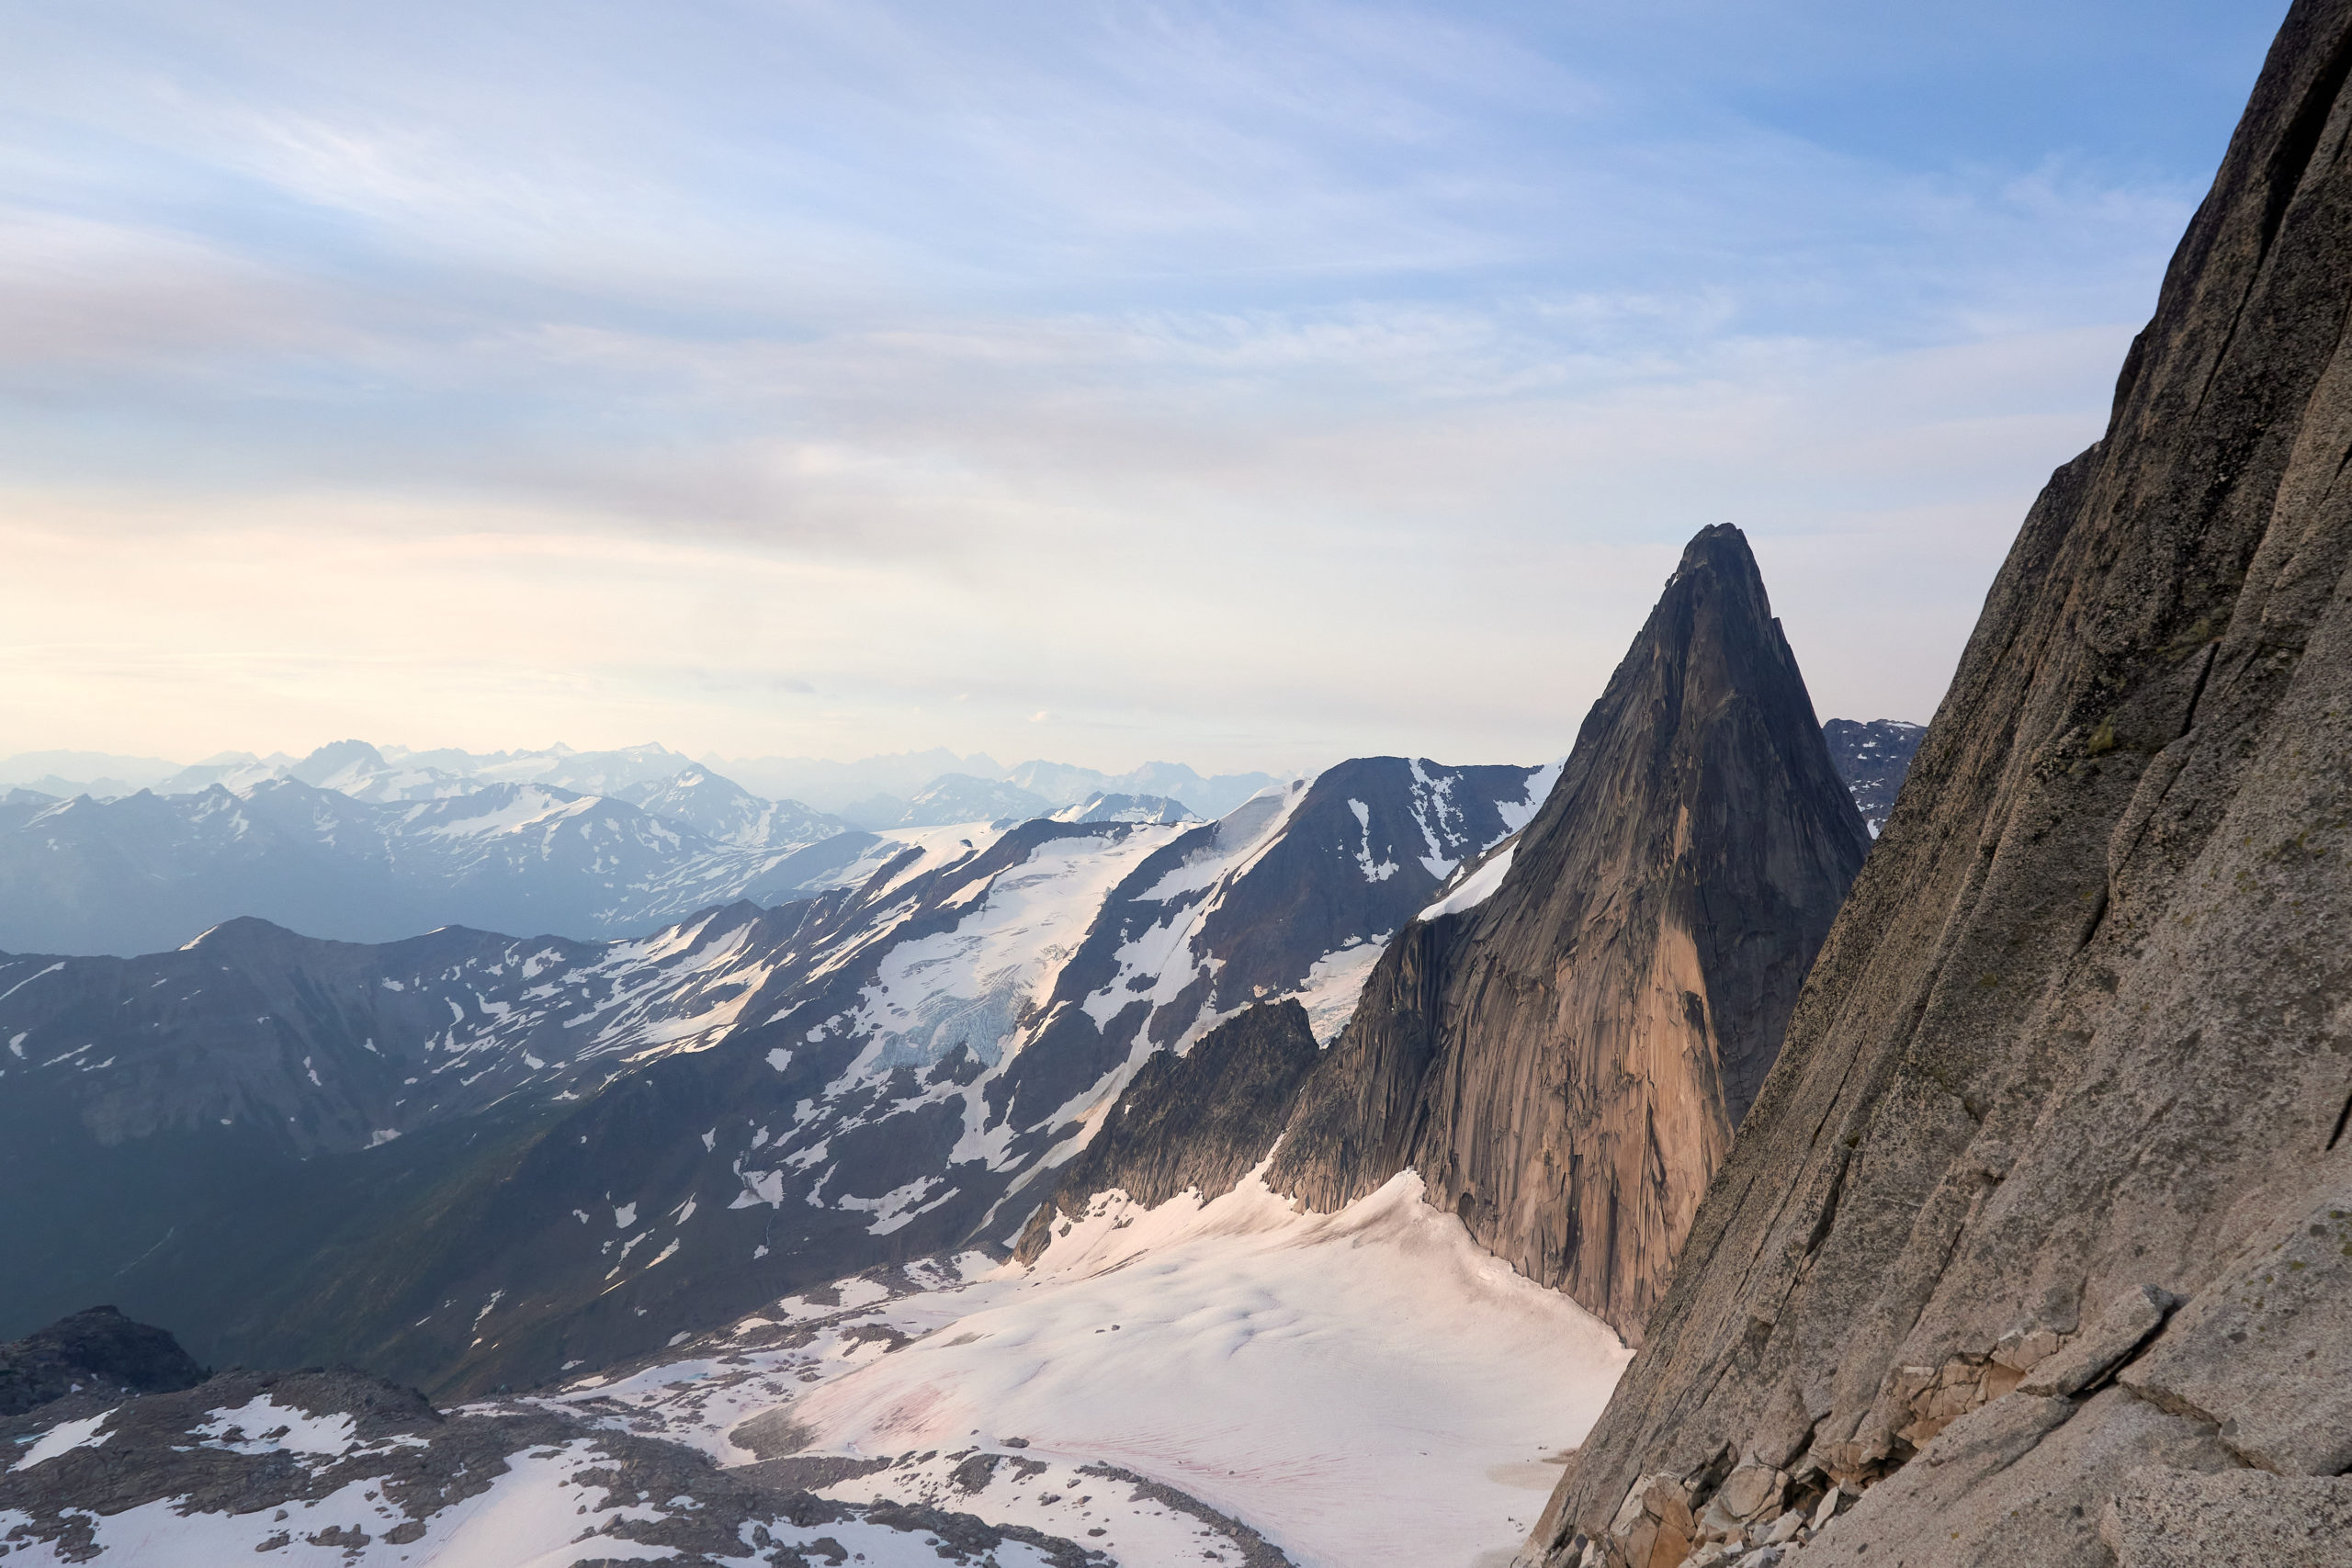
557;1169;1632;1568
9;1163;1630;1568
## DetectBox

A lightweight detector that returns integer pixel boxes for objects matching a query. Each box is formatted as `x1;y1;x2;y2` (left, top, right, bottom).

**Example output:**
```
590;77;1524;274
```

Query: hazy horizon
0;736;1400;800
0;709;1937;795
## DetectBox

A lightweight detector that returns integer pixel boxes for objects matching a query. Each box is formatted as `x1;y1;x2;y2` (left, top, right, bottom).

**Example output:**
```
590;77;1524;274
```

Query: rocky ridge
1520;4;2352;1562
0;1293;1313;1568
0;759;1549;1395
1012;1000;1320;1261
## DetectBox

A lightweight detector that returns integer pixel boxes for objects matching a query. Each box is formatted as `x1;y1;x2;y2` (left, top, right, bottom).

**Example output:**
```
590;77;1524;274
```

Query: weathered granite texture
1522;4;2352;1562
1269;525;1870;1341
1010;1000;1320;1261
2101;1467;2352;1568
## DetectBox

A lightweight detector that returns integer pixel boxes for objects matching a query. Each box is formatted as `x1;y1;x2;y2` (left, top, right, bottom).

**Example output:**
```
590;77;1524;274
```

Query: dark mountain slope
1821;718;1924;837
1270;525;1869;1343
1012;1000;1319;1261
0;904;812;1340
1525;6;2352;1563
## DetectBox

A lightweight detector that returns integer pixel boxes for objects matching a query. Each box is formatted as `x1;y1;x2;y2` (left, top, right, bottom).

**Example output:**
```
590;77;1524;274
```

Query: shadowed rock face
1525;6;2352;1563
1269;525;1870;1343
0;1307;204;1416
1011;1000;1319;1262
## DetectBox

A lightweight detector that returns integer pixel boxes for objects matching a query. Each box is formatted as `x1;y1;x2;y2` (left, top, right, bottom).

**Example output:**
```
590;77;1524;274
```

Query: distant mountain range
703;750;1283;821
0;725;1912;960
0;770;860;957
0;742;1283;828
0;740;1218;956
0;754;1556;1390
3;727;1916;842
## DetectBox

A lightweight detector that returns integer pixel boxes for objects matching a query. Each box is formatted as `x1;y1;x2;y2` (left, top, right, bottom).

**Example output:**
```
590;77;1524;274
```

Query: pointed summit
1269;523;1869;1341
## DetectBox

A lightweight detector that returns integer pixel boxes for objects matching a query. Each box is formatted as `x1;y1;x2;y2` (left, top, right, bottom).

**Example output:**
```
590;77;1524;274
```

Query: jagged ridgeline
1013;1000;1321;1261
1526;4;2352;1564
1268;524;1871;1342
0;755;1556;1394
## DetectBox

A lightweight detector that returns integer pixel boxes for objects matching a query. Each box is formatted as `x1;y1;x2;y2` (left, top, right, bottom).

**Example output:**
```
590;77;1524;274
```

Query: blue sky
0;1;2289;773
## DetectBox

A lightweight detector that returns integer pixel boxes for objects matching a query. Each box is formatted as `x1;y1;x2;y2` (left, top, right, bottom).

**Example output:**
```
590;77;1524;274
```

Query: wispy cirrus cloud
0;0;2286;770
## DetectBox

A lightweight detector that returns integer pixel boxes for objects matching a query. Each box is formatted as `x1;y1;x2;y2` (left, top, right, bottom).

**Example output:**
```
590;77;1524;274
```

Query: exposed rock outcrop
1523;5;2352;1562
1270;525;1871;1341
1012;1000;1319;1262
0;1306;204;1416
0;1364;1113;1567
